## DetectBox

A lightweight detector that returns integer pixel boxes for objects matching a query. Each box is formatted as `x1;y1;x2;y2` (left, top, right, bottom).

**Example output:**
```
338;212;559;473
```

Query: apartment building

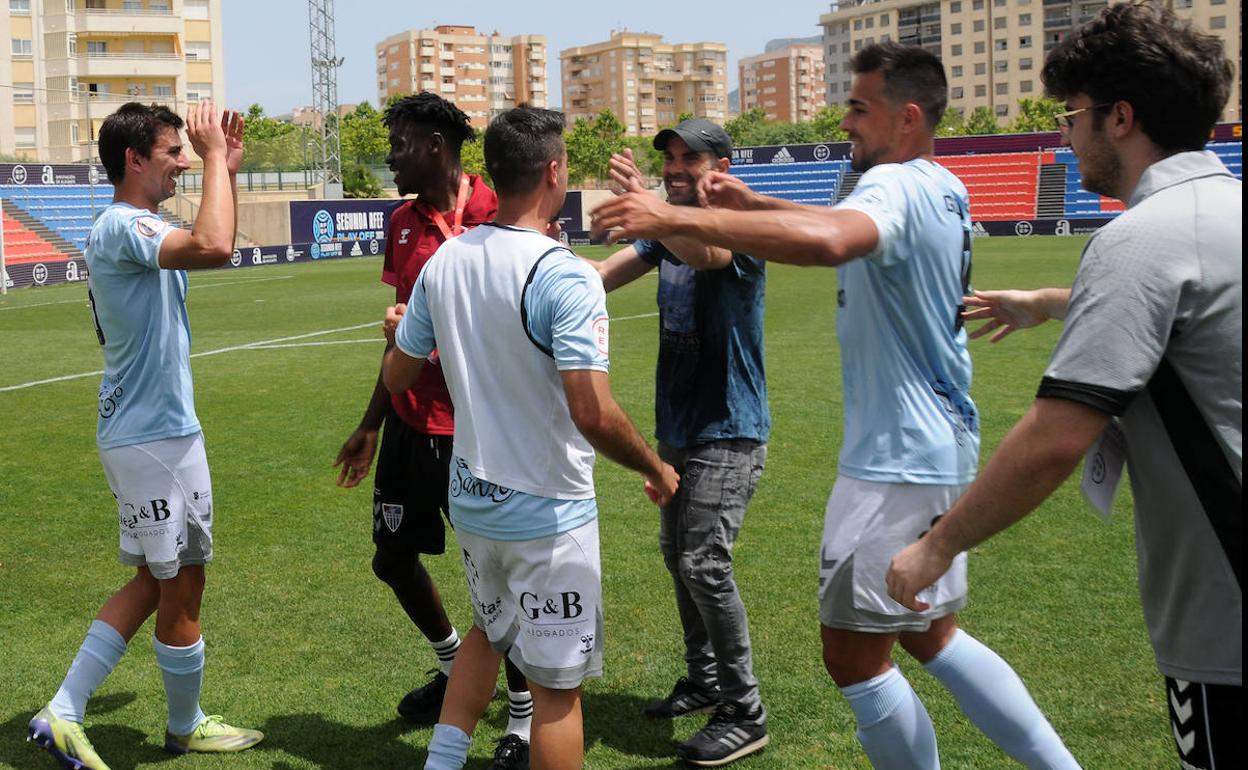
561;31;729;136
375;25;547;128
819;0;1241;125
1;0;224;162
739;42;827;123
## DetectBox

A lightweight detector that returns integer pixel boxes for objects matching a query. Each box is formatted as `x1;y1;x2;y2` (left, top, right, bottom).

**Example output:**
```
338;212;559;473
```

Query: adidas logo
771;147;796;164
1;268;11;289
350;242;363;256
971;221;989;238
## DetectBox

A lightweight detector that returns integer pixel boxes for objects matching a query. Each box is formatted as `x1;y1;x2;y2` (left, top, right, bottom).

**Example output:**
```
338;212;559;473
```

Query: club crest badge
381;503;404;533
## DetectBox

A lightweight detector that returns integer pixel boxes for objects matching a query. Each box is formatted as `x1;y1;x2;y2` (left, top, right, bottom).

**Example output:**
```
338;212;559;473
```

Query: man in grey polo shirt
886;6;1241;768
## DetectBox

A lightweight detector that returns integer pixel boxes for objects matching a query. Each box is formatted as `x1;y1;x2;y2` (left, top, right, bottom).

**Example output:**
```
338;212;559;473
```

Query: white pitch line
242;339;380;350
0;321;378;393
0;297;88;312
612;312;659;321
0;274;293;312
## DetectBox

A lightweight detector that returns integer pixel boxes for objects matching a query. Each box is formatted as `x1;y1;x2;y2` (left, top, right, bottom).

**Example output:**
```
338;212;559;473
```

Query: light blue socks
424;723;472;770
924;629;1080;769
153;636;207;737
49;620;127;723
842;665;940;769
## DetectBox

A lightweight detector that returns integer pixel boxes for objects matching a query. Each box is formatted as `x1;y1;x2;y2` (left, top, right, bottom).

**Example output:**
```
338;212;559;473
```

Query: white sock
153;636;207;737
506;689;533;742
430;629;460;677
424;722;471;770
49;620;127;723
842;666;940;770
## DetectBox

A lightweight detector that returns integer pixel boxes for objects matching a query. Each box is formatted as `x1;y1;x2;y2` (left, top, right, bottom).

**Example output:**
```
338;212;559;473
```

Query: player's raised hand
644;462;680;507
608;148;647;196
885;539;950;612
698;170;756;211
333;428;378;488
221;109;245;176
589;191;676;244
185;100;226;161
962;289;1051;343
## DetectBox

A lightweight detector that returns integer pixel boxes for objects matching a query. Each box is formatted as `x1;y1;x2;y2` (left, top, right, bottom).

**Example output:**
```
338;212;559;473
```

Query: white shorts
455;518;603;690
99;432;213;580
818;476;968;632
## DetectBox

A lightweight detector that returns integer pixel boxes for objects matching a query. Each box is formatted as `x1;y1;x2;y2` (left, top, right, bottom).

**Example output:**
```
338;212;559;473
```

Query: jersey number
954;228;973;333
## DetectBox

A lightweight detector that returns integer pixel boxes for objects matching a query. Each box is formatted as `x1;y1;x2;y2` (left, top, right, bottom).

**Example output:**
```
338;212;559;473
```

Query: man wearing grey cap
591;118;771;767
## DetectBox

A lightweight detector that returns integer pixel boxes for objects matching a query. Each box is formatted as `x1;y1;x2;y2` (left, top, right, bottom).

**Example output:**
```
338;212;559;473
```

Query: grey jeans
658;439;767;712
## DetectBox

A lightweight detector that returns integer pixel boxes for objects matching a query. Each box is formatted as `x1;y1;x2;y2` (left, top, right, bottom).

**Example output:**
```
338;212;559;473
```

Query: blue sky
221;0;831;115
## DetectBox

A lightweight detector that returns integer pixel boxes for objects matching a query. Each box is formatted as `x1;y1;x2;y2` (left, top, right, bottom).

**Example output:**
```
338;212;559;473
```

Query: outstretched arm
963;288;1072;342
885;397;1109;610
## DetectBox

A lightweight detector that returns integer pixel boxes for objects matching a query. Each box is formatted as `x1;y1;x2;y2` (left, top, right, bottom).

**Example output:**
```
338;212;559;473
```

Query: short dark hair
483;107;566;196
98;102;184;185
383;92;476;150
850;42;948;130
1042;3;1232;152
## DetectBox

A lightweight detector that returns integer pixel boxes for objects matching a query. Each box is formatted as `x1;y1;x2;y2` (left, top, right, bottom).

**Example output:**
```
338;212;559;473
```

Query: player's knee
372;548;412;585
821;639;881;688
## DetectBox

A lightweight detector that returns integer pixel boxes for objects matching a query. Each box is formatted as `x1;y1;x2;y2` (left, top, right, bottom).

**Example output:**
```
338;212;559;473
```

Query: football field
0;236;1169;769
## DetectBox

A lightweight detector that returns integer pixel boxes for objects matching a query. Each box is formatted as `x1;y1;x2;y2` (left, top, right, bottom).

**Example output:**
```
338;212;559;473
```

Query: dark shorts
372;412;452;555
1166;676;1241;770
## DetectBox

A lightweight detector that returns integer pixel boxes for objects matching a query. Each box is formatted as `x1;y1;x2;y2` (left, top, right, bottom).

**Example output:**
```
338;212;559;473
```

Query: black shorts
372;412;453;555
1166;676;1242;770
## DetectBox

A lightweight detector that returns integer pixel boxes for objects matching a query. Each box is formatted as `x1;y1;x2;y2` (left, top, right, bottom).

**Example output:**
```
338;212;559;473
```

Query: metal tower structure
308;0;343;198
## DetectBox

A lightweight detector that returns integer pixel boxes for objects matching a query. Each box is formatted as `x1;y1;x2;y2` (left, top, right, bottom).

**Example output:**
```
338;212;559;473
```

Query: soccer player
886;7;1240;768
382;106;679;770
27;101;262;770
332;92;533;767
591;120;771;766
592;43;1079;769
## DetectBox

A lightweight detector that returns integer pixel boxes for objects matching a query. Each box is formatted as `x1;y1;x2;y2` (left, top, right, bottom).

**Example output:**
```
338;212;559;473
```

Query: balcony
74;7;181;36
77;51;183;78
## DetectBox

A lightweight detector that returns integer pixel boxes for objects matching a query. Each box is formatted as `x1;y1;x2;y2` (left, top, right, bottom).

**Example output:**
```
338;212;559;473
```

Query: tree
1008;96;1064;134
935;107;966;137
964;106;1002;135
240;103;302;170
565;109;627;184
342;162;382;198
340;102;388;166
809;105;849;142
460;136;489;185
724;107;770;148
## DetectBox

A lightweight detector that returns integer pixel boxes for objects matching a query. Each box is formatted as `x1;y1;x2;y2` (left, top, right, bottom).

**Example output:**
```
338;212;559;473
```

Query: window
951;22;962;34
952;65;963;77
186;82;212;101
996;104;1009;116
1173;0;1191;7
122;0;142;10
1021;80;1033;92
994;60;1008;72
153;84;173;97
995;16;1007;28
974;41;986;54
72;122;80;144
185;41;211;60
951;44;963;56
13;82;34;102
15;127;36;147
995;0;1006;5
11;38;33;56
973;0;984;9
1209;15;1225;29
866;16;874;28
973;19;985;31
1019;57;1033;70
68;33;76;55
952;86;964;98
995;39;1008;51
996;82;1009;95
974;62;987;75
950;1;961;11
975;84;987;97
881;13;890;25
1019;35;1032;48
854;18;862;30
9;0;31;14
1019;13;1031;24
86;40;107;54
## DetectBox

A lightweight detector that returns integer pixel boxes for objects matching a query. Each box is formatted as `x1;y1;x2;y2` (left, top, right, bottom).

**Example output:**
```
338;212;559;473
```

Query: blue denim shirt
634;239;770;449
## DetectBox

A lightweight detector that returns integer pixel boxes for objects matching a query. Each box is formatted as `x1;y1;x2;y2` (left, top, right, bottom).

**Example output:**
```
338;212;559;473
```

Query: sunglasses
1054;103;1114;132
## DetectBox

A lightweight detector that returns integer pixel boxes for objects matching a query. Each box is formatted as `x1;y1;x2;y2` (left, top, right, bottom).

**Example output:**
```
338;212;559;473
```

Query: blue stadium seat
0;184;114;250
728;160;849;208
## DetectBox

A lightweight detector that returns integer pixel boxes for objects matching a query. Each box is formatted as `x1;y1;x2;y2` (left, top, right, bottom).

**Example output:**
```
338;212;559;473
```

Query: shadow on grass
259;712;427;769
1;693;178;770
583;692;682;769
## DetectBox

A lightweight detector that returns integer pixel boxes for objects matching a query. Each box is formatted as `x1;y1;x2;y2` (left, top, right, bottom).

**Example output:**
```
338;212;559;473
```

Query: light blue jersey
833;159;979;484
85;203;199;449
399;236;607;540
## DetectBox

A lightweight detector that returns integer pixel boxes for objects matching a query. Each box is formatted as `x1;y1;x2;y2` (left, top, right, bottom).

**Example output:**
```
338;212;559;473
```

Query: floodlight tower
309;0;343;198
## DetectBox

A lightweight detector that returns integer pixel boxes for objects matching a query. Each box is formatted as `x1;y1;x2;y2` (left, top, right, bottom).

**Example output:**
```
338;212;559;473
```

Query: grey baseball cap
653;118;732;160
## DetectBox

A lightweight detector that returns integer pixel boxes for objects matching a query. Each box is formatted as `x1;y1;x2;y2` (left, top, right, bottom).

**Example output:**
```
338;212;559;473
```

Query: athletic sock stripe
509;705;534;719
432;639;461;653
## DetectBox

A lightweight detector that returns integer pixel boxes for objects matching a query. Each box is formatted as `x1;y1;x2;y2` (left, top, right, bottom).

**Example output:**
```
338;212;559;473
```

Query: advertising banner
970;218;1112;238
1;163;106;187
289;199;403;247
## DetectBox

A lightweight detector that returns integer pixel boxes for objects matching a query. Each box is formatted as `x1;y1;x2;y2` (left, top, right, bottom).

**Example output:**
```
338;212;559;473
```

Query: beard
1076;134;1122;198
663;175;699;206
849;141;886;173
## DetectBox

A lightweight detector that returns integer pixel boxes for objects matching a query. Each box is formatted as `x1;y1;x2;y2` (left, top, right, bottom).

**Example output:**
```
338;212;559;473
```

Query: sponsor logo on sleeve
592;316;609;356
134;216;167;239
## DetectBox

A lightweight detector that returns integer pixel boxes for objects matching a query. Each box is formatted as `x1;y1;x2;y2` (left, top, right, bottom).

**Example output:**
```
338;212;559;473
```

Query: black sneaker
675;703;769;767
397;669;448;723
644;677;721;719
485;733;530;770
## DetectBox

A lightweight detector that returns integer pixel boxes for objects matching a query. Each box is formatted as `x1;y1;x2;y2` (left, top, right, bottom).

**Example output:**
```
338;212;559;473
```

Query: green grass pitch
0;236;1168;769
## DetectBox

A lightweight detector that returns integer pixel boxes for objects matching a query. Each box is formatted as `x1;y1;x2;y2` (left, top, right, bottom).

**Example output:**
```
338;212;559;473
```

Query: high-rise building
739;42;827;123
0;0;224;162
819;0;1241;125
375;25;547;128
561;31;729;136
